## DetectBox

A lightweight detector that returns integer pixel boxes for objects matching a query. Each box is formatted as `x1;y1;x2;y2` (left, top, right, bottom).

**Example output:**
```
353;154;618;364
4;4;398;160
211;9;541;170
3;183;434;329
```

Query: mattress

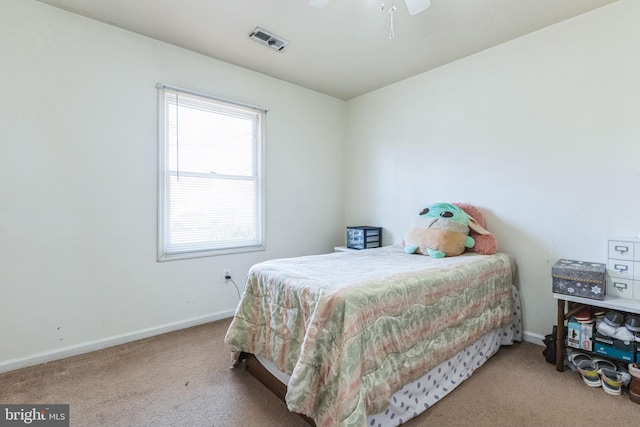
225;245;516;427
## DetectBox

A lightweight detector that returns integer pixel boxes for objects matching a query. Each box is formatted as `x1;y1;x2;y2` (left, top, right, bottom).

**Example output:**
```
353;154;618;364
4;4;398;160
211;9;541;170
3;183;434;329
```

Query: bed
224;245;522;427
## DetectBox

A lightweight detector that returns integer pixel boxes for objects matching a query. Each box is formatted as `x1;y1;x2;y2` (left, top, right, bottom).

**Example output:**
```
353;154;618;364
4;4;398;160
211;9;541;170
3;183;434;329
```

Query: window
157;85;265;261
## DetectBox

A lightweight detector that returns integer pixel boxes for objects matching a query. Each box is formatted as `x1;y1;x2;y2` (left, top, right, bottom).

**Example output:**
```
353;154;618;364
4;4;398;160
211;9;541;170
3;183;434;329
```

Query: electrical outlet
223;268;232;282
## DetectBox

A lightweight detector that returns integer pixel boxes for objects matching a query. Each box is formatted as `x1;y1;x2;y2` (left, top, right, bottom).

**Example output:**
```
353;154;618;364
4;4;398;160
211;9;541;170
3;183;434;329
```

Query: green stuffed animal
404;202;475;258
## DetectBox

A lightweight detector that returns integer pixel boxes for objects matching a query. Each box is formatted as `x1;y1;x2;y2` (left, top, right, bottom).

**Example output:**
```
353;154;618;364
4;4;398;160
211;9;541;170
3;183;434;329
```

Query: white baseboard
523;331;545;347
1;319;548;375
0;310;235;374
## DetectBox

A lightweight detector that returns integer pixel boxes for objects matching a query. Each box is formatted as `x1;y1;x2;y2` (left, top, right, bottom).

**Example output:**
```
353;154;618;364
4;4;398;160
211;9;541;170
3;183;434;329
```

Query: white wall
0;0;345;371
345;0;640;341
3;0;637;372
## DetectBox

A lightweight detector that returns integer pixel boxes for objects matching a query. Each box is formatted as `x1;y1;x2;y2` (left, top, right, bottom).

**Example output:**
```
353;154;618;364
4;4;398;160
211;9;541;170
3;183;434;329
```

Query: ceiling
37;0;618;100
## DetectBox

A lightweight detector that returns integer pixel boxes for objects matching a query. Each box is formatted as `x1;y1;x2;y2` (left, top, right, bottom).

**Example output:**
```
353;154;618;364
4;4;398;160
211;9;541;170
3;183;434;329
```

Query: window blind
157;85;265;260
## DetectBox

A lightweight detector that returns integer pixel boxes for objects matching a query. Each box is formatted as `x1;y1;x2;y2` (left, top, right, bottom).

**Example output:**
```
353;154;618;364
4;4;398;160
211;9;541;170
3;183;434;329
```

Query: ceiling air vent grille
249;27;289;52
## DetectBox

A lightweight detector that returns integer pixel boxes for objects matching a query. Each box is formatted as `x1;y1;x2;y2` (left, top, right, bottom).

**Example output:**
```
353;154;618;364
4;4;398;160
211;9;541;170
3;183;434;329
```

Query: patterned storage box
552;259;606;300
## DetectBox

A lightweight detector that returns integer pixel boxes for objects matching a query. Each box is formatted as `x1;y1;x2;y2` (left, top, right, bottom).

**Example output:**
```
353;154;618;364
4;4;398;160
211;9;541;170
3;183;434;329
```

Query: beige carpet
1;318;638;427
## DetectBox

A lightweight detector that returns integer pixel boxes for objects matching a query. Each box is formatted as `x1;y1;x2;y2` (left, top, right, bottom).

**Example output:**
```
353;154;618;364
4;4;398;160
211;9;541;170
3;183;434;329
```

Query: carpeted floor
1;318;638;426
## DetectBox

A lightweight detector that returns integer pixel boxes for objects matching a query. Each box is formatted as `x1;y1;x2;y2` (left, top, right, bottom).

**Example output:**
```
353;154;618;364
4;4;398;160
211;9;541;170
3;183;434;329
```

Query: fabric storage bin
552;259;606;300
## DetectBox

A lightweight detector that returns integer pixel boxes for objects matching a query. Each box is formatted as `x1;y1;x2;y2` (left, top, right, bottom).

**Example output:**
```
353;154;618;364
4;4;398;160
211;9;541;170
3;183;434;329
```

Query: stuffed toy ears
468;216;491;235
451;202;498;255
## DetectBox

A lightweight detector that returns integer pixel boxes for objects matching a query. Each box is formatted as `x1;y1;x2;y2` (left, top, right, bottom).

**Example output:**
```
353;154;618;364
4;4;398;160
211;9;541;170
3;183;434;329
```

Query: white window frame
157;84;266;261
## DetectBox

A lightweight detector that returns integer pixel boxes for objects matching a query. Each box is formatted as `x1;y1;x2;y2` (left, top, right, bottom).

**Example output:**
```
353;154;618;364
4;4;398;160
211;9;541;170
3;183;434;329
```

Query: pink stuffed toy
451;203;498;255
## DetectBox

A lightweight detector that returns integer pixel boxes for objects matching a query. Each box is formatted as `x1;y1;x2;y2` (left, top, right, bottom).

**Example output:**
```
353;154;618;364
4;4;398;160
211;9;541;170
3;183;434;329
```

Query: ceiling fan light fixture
404;0;431;15
308;0;432;39
310;0;431;14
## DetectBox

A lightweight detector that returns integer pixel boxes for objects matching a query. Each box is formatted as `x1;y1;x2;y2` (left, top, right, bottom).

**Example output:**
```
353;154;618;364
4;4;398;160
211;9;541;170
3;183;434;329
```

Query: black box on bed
552;259;606;300
347;226;382;250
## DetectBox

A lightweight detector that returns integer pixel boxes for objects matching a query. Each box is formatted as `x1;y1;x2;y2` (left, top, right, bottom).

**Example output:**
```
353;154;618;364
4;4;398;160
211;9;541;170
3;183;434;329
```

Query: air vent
249;27;289;52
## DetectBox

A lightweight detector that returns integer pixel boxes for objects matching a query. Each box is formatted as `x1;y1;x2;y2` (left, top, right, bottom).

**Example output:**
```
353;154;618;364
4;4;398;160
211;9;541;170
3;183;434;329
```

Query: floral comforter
224;245;514;427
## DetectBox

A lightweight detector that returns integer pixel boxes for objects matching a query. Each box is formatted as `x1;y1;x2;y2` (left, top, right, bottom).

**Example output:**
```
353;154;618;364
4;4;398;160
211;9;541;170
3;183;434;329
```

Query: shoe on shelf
625;315;640;333
604;311;624;328
575;308;594;323
594;310;606;320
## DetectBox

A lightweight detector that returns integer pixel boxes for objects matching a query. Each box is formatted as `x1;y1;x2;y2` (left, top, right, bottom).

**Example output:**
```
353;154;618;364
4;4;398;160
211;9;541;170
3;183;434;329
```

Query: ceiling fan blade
404;0;431;15
308;0;331;8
